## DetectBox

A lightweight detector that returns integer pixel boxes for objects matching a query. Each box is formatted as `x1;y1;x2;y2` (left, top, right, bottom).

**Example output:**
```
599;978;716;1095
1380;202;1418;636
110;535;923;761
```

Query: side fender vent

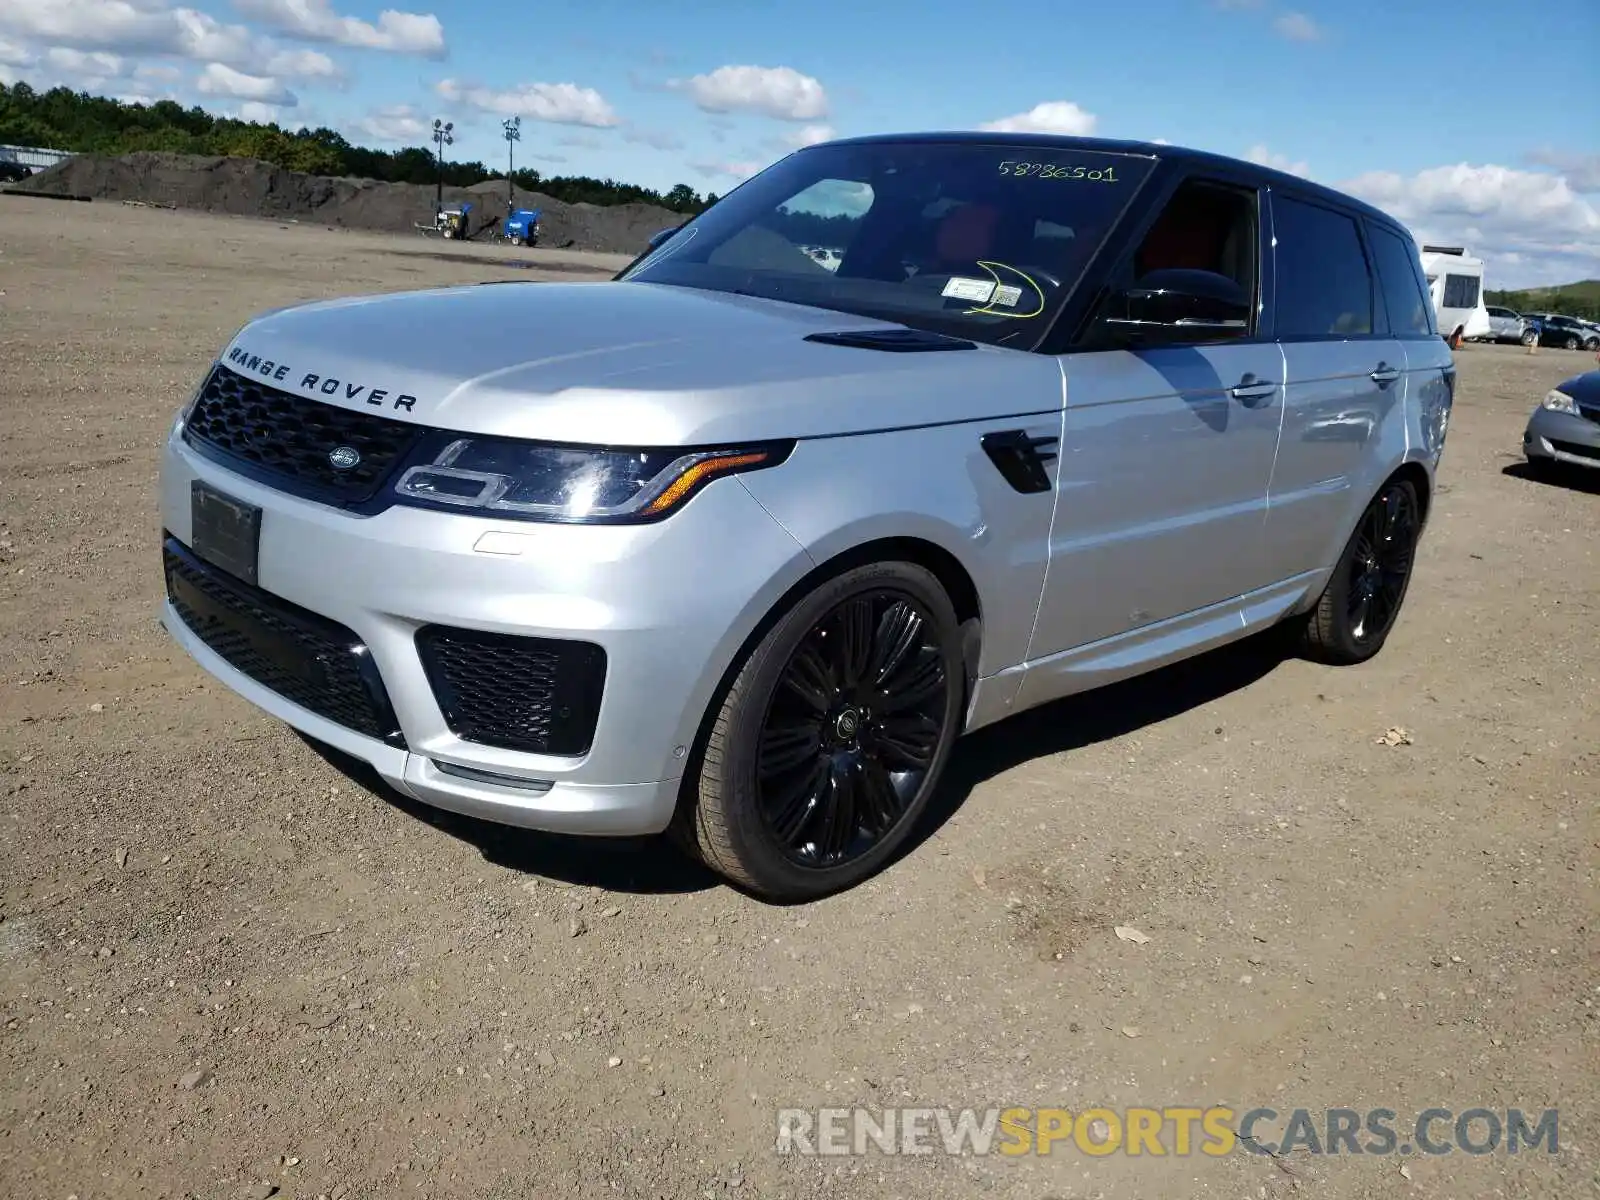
981;430;1058;494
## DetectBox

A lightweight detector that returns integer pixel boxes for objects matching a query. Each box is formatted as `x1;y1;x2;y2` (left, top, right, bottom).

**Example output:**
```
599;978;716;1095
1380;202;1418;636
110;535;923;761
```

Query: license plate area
190;481;261;586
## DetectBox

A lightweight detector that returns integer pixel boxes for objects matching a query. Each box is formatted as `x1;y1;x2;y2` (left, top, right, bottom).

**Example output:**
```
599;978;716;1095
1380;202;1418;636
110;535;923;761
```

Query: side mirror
1103;268;1251;340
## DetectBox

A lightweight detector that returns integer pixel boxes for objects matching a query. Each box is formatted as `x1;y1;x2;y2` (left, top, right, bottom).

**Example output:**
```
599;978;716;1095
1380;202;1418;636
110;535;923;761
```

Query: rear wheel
1297;478;1422;665
677;562;963;902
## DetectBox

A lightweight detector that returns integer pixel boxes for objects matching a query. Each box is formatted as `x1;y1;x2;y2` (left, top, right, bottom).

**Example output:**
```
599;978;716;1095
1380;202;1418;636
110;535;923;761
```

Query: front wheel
1521;328;1538;347
677;562;964;901
1564;336;1580;350
1296;478;1423;665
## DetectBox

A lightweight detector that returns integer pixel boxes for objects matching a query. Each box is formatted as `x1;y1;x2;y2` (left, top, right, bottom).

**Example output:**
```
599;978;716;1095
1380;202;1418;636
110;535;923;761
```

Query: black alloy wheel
1297;477;1423;665
677;561;964;902
756;590;947;868
1344;483;1420;645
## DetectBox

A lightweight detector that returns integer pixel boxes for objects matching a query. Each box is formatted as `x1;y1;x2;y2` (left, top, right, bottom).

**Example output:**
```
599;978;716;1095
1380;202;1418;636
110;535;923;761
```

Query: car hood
1554;368;1600;407
215;280;1059;445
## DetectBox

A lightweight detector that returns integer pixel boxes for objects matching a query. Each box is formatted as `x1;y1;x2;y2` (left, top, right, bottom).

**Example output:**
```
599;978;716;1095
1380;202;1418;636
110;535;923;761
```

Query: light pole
502;116;521;214
431;118;453;213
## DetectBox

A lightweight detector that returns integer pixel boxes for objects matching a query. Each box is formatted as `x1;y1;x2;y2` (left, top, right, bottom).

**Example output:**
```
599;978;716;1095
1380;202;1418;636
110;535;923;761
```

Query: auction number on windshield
998;161;1118;182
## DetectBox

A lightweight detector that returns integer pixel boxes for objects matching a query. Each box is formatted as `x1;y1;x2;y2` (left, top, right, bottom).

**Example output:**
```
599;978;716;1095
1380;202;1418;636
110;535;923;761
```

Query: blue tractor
503;207;542;247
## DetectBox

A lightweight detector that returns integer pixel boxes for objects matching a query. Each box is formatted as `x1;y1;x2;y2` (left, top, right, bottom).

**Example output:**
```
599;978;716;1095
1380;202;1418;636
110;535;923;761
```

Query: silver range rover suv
159;134;1455;901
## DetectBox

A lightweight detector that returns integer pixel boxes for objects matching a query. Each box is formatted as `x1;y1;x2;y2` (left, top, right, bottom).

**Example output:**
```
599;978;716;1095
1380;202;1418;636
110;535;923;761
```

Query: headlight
393;437;792;524
1541;389;1578;415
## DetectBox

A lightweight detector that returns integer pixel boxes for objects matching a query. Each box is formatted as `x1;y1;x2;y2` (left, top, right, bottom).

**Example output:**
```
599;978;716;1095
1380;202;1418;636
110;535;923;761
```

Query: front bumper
1523;405;1600;469
158;425;812;836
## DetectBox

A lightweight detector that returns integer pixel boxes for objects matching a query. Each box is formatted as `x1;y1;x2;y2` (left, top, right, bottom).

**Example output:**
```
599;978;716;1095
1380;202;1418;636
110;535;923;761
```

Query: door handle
1371;363;1402;385
1228;378;1278;401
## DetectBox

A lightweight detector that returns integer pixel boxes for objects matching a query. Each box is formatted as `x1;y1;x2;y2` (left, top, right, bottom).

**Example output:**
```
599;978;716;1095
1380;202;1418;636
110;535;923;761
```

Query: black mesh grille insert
415;626;606;757
163;537;404;744
182;364;425;501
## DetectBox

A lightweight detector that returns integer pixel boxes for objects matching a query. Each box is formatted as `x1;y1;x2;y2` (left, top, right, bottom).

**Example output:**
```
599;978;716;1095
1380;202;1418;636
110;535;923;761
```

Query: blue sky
2;0;1597;285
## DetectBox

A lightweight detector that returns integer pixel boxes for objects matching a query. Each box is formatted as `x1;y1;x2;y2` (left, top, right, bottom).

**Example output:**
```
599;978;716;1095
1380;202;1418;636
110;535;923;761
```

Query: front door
1025;174;1285;662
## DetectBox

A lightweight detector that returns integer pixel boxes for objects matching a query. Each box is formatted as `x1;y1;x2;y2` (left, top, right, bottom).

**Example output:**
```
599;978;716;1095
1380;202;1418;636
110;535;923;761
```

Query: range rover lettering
159;134;1454;901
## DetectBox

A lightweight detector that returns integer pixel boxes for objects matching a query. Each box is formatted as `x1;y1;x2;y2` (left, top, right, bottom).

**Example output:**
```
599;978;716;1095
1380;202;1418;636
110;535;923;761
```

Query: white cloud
557;132;603;149
1273;12;1326;41
263;46;340;81
1524;149;1600;195
690;159;761;181
231;0;444;58
234;100;281;123
1;36;37;67
135;62;182;82
43;46;123;85
197;61;296;106
783;124;835;149
1342;163;1600;287
0;1;346;83
1246;143;1311;178
435;78;619;128
979;101;1097;136
670;65;828;121
622;125;684;152
350;103;427;143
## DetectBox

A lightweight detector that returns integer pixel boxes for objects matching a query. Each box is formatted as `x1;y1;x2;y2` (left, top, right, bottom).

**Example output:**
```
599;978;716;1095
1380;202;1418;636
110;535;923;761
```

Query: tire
1297;477;1423;666
1564;336;1579;350
676;561;964;902
509;234;523;246
1521;328;1538;347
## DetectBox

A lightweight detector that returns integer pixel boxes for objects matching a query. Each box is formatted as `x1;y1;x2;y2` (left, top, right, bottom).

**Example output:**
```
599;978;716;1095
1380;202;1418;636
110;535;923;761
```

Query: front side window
620;141;1156;348
1368;224;1435;337
1272;195;1374;338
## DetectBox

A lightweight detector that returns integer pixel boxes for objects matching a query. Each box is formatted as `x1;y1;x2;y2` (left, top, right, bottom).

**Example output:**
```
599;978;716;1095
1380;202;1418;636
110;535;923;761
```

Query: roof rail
1422;245;1466;255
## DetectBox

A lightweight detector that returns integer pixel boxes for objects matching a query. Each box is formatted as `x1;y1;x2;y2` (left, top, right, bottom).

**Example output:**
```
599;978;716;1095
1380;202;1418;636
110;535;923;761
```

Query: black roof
818;131;1405;234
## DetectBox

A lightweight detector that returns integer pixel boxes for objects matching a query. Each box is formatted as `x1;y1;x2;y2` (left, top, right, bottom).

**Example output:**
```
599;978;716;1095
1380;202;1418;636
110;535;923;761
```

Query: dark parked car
1523;357;1600;476
1527;312;1600;351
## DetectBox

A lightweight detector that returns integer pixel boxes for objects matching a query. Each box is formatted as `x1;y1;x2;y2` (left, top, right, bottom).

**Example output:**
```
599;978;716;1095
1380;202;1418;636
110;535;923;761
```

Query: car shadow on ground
890;626;1294;876
301;627;1295;901
1500;460;1600;495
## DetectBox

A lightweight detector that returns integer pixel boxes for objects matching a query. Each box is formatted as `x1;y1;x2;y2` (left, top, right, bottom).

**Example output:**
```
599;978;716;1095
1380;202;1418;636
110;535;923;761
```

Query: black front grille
416;626;606;757
163;537;405;745
182;365;425;502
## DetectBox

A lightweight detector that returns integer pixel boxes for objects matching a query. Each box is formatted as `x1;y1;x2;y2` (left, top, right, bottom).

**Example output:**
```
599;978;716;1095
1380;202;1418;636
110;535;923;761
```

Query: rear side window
1272;196;1374;337
1368;224;1435;337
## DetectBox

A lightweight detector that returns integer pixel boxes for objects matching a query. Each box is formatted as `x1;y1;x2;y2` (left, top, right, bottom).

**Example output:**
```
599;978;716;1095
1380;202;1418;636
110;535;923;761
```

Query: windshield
620;140;1157;348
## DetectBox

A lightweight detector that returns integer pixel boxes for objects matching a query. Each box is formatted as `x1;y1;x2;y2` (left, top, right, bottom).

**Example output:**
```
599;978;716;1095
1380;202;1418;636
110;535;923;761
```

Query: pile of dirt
15;151;682;253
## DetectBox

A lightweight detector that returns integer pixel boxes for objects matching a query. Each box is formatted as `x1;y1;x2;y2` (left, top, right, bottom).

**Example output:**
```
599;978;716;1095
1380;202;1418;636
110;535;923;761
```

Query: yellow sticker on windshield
961;262;1045;319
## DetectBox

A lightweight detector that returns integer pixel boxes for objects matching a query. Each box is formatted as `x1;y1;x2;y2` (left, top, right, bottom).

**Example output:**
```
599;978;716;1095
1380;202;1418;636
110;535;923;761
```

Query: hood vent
804;328;977;353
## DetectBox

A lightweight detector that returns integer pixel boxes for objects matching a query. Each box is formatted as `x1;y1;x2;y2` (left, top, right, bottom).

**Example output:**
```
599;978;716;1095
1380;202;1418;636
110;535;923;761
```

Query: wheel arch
668;533;986;826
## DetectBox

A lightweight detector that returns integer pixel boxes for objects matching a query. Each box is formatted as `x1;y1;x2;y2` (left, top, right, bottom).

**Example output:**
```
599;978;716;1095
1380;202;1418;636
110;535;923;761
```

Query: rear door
1262;193;1401;580
1366;220;1456;466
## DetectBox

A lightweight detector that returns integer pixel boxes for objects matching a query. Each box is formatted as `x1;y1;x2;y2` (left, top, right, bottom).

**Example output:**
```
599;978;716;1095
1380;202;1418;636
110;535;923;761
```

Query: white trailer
1419;245;1491;348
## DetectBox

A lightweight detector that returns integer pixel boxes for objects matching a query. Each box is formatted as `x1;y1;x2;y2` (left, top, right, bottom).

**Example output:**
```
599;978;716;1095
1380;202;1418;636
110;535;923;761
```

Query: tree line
0;81;717;213
1484;282;1600;323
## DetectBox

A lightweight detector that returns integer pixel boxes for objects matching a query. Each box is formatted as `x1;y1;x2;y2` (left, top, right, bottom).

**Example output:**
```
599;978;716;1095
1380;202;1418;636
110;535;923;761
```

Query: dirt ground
1;197;1594;1200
